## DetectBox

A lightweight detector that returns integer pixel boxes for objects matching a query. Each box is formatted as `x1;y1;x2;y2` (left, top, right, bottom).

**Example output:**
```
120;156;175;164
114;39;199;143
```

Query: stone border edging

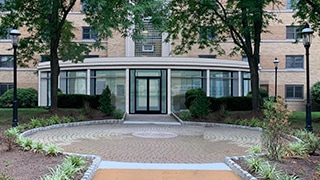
19;117;125;180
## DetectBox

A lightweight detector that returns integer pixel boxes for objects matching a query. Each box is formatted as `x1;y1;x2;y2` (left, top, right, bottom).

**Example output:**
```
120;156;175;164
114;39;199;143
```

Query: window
242;55;248;62
41;55;50;62
286;26;301;39
135;22;162;57
82;27;98;40
60;71;87;94
286;55;303;69
286;0;298;10
0;55;13;67
286;85;303;99
210;71;238;97
199;26;216;41
81;0;88;11
0;83;13;96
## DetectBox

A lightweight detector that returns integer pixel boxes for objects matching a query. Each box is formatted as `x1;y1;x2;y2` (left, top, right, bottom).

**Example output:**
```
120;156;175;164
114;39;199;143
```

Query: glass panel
149;79;160;111
171;70;205;112
136;78;147;111
136;70;161;77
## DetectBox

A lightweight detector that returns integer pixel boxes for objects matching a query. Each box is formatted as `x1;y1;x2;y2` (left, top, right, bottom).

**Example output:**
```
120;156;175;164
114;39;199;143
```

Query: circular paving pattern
26;124;261;163
132;131;178;138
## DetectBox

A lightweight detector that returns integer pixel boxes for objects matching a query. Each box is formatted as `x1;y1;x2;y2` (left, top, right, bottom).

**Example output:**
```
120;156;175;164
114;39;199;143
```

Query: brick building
1;0;319;113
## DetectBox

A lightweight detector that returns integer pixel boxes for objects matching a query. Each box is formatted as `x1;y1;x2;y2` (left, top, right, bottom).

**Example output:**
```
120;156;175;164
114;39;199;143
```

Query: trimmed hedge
57;94;100;109
208;96;252;111
0;88;38;108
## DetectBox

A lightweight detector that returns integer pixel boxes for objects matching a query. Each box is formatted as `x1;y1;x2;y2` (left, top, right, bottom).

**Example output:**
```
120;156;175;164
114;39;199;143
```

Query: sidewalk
24;115;261;179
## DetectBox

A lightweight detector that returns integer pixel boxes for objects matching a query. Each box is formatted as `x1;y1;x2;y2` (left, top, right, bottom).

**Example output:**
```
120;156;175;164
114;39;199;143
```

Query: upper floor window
199;26;216;41
286;0;298;10
82;27;98;40
41;55;50;62
286;55;303;69
0;55;13;68
286;26;301;40
285;85;303;99
81;0;88;11
242;55;248;62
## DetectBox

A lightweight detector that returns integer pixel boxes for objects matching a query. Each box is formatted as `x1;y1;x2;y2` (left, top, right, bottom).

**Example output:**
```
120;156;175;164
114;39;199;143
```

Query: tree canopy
165;0;281;112
0;0;167;112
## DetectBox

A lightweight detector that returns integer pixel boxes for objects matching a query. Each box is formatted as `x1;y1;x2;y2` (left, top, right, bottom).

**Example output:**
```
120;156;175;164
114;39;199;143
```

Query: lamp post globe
273;58;279;102
301;23;313;132
9;28;21;127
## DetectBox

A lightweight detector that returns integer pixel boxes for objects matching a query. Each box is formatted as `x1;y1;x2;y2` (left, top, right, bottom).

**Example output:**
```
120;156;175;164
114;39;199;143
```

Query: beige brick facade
1;0;319;111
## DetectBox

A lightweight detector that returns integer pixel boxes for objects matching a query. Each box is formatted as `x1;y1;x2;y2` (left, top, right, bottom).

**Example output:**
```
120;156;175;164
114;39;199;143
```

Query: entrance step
124;114;181;125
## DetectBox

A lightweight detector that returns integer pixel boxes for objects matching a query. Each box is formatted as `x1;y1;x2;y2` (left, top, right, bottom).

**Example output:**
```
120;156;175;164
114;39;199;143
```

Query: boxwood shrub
58;94;100;109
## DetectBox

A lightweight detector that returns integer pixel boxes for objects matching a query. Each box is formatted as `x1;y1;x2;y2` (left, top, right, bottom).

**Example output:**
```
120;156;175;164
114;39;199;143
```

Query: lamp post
9;28;21;127
302;23;313;132
273;58;279;102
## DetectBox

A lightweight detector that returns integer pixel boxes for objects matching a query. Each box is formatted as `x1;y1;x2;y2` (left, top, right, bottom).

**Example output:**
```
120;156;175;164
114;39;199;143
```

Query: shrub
311;81;320;105
185;88;206;109
262;97;291;161
208;96;252;112
113;109;124;119
178;109;192;121
0;88;38;108
188;89;211;118
99;86;115;116
294;129;320;154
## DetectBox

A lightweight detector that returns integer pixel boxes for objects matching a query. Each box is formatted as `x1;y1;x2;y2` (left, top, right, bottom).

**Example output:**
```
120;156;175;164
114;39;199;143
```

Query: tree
0;0;167;113
291;0;320;34
99;86;115;116
165;0;280;113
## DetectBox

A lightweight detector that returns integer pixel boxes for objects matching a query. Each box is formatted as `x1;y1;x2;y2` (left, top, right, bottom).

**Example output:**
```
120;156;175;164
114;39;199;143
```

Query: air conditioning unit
142;44;154;52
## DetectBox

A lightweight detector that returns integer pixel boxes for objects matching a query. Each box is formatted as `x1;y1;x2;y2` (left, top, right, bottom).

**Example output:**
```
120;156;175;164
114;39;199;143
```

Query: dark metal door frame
135;77;161;114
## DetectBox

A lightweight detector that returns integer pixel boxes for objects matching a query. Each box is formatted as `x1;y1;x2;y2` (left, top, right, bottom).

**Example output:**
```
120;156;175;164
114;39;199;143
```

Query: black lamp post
273;58;279;102
302;24;313;132
9;28;21;127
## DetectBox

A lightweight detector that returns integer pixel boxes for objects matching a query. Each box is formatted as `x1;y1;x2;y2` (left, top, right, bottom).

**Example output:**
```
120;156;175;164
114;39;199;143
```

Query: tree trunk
49;0;61;113
249;56;261;113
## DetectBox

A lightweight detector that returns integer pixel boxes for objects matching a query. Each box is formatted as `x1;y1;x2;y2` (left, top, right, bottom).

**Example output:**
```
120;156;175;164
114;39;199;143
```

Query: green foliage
262;97;291;161
188;89;211;119
40;155;86;180
257;161;280;180
44;143;62;156
112;109;124;119
284;142;308;158
99;86;115;116
291;0;320;37
245;156;263;173
0;173;13;180
31;141;45;153
294;129;320;154
312;81;320;105
4;127;21;150
208;96;252;112
185;88;206;109
246;145;262;154
20;138;34;151
58;94;100;109
178;109;192;121
0;88;38;108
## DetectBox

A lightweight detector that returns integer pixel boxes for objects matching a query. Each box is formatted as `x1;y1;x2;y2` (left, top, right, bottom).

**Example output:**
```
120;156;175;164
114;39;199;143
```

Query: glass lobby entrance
130;69;167;114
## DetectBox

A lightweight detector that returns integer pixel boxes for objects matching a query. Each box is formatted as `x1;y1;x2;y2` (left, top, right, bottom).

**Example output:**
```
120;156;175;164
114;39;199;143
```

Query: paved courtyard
26;123;261;163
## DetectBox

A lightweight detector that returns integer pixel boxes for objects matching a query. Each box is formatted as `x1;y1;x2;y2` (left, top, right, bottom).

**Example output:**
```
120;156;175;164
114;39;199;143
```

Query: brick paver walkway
26;124;261;163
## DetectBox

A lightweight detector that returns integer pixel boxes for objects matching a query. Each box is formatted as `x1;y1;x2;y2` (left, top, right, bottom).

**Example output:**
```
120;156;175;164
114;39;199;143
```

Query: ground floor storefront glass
38;60;251;114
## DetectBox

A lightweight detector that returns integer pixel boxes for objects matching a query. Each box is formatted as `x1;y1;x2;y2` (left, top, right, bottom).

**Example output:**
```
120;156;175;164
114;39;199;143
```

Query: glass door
135;77;161;113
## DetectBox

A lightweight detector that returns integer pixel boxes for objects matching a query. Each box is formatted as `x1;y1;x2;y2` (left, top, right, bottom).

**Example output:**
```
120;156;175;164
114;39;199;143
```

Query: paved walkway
24;115;262;179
